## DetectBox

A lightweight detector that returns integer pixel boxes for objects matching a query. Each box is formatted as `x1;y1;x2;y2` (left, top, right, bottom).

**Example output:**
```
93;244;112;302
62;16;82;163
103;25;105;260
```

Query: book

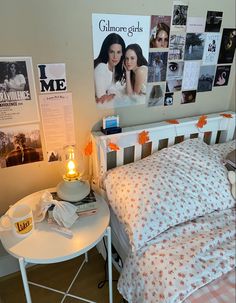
50;190;97;213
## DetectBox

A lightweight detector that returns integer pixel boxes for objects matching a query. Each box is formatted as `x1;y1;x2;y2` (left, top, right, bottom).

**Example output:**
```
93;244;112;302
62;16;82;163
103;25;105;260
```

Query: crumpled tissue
34;191;78;228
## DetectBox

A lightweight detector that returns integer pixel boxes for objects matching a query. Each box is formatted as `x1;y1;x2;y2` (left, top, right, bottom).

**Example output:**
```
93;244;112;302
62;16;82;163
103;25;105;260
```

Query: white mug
0;204;34;238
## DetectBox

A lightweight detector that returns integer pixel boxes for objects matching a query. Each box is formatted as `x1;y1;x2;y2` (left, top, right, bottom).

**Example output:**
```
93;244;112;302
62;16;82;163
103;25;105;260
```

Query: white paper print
92;14;150;108
38;63;67;93
0;57;39;126
182;61;201;90
39;93;75;158
202;33;221;65
187;17;205;33
168;32;186;60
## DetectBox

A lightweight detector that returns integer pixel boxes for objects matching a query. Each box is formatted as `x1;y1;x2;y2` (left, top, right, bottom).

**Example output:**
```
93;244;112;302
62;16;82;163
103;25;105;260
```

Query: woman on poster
94;33;126;103
150;23;170;48
123;44;148;96
4;62;26;92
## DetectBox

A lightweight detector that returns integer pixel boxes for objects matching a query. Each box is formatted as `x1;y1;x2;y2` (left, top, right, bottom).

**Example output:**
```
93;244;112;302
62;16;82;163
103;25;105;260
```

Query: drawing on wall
147;52;168;82
168;32;186;60
214;65;231;87
146;83;165;107
184;33;205;60
218;28;236;64
92;13;150;108
202;33;221;65
0;124;43;168
164;92;174;106
149;15;171;49
171;2;188;29
181;90;197;104
205;11;223;32
38;63;67;93
0;57;39;126
182;61;201;90
197;65;216;92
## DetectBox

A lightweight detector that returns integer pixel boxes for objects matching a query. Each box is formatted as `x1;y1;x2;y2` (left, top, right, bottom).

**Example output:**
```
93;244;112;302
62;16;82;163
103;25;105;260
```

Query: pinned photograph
184;33;205;60
149;15;171;49
205;11;223;32
167;61;184;80
172;3;188;28
181;90;197;104
168;32;186;60
214;65;231;87
147;52;168;82
166;79;182;93
146;83;165;107
164;93;174;106
197;65;216;92
202;33;221;65
0;124;43;168
218;28;236;64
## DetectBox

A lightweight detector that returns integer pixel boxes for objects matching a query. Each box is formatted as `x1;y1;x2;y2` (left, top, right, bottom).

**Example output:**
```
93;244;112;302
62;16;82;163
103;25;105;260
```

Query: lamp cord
97;238;118;289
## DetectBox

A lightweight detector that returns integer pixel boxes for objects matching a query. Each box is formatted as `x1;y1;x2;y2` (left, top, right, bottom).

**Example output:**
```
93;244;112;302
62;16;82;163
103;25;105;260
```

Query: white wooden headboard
91;111;235;189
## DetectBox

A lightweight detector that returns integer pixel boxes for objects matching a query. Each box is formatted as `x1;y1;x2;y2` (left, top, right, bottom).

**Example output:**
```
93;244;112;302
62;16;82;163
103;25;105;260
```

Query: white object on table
0;187;113;303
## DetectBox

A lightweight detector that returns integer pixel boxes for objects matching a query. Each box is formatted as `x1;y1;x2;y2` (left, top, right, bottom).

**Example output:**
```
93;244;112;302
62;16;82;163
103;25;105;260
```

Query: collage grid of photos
92;5;235;109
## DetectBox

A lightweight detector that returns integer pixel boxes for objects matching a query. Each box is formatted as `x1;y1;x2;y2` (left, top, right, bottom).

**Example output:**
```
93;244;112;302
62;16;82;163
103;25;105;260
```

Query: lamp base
56;180;90;202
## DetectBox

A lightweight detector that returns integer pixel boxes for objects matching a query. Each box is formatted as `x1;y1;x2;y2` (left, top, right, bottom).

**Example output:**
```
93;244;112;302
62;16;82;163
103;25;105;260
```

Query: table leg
19;257;32;303
106;226;113;303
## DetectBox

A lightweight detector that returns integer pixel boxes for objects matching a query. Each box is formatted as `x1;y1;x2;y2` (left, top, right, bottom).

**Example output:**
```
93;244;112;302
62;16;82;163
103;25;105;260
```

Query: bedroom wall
0;1;235;226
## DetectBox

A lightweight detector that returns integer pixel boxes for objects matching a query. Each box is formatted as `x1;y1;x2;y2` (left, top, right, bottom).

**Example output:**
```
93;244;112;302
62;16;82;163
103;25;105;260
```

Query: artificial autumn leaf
138;131;150;145
108;142;120;151
220;113;233;118
84;141;93;156
196;115;208;128
166;119;180;124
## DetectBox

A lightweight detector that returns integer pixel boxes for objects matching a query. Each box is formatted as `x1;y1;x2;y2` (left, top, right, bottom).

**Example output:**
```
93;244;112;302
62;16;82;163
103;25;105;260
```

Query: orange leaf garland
166;119;180;124
220;113;233;118
108;142;120;151
138;130;150;145
84;141;93;156
196;115;208;128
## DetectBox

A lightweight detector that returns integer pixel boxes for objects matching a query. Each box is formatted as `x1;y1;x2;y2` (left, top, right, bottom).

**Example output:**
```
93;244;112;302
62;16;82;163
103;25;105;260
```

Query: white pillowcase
104;139;235;251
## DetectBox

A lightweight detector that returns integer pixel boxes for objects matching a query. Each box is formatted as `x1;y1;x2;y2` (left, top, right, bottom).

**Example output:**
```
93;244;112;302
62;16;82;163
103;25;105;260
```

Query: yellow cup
0;204;34;238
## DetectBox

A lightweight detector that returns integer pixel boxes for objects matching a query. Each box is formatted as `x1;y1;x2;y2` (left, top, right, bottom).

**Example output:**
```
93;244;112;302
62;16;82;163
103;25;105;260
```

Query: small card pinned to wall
38;63;67;93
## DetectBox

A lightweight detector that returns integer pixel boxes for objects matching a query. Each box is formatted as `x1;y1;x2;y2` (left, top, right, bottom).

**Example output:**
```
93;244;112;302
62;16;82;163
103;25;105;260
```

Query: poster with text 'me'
0;57;39;126
92;13;150;109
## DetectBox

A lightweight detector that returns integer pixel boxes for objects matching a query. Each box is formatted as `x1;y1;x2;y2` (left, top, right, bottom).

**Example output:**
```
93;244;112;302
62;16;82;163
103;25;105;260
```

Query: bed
91;111;236;303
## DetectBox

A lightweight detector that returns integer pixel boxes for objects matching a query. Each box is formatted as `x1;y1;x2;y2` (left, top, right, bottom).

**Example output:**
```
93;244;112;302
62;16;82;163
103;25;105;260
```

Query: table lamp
56;145;90;202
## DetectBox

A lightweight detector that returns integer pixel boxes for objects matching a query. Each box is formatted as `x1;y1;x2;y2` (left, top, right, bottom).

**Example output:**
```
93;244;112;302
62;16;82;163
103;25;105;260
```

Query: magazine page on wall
0;57;39;126
92;13;150;108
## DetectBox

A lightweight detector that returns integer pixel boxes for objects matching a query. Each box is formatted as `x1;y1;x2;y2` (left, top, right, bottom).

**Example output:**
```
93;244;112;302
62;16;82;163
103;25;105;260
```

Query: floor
0;248;124;303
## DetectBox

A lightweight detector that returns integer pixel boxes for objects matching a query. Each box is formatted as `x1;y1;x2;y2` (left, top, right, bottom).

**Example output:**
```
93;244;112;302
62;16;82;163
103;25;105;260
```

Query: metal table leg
19;257;32;303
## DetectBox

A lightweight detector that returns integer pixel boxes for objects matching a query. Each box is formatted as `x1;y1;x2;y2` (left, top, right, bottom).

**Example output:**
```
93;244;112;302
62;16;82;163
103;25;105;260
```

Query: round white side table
0;188;113;303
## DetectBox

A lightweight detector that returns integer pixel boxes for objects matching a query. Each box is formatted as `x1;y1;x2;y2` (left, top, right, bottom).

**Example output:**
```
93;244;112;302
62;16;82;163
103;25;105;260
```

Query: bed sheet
184;269;235;303
118;207;235;303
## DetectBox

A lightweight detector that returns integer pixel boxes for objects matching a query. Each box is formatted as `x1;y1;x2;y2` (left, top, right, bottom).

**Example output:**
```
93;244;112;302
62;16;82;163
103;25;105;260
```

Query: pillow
104;139;235;251
210;139;236;160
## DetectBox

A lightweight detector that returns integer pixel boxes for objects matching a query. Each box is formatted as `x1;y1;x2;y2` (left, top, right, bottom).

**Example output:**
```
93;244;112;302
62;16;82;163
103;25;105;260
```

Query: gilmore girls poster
92;13;150;108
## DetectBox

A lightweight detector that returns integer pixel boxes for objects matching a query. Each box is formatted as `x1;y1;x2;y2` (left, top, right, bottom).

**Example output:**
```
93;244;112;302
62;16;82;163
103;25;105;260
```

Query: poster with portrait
205;11;223;32
214;65;231;87
146;83;165;107
184;33;205;60
150;15;171;49
181;90;197;104
0;57;39;126
166;61;184;92
92;14;150;108
197;65;216;92
168;32;186;60
0;123;43;168
202;33;221;65
218;28;236;64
